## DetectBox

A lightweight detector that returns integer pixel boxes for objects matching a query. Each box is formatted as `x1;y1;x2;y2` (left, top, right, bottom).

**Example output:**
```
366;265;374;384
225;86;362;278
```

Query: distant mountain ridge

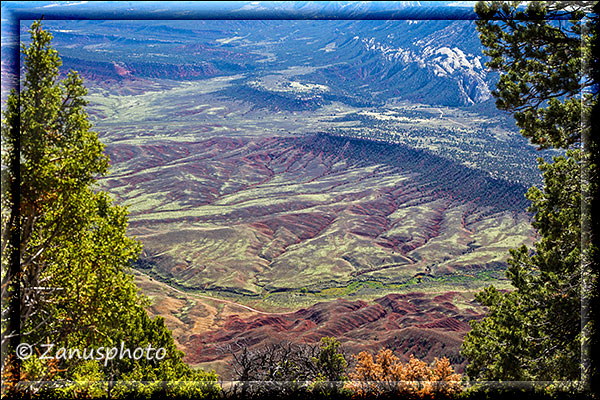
28;18;496;108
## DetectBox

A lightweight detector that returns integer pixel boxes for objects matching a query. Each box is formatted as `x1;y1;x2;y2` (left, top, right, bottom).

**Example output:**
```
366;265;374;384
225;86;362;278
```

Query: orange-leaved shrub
345;349;462;398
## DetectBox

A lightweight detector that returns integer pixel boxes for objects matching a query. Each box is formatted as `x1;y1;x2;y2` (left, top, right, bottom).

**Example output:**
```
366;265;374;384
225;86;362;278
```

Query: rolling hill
101;133;535;305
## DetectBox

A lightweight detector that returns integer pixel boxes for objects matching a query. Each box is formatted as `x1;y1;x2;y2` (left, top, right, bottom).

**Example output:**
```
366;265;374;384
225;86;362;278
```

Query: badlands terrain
4;7;556;376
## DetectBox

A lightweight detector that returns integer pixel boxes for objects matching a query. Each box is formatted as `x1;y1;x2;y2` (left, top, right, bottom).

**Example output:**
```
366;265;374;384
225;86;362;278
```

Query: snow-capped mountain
12;16;497;108
360;35;491;105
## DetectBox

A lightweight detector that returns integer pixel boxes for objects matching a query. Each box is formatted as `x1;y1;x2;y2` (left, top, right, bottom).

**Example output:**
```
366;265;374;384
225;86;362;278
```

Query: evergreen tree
311;337;348;396
461;1;598;393
1;21;220;398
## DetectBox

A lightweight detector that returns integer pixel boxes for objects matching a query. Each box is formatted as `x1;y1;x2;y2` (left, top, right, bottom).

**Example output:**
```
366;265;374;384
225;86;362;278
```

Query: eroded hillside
101;134;535;308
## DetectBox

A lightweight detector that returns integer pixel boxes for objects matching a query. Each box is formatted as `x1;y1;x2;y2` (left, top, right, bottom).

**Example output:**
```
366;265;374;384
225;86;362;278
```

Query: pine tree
1;21;220;398
461;1;598;393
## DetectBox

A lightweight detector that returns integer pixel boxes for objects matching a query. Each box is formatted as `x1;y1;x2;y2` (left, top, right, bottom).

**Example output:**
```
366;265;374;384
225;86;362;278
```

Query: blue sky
2;2;478;22
1;1;478;47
